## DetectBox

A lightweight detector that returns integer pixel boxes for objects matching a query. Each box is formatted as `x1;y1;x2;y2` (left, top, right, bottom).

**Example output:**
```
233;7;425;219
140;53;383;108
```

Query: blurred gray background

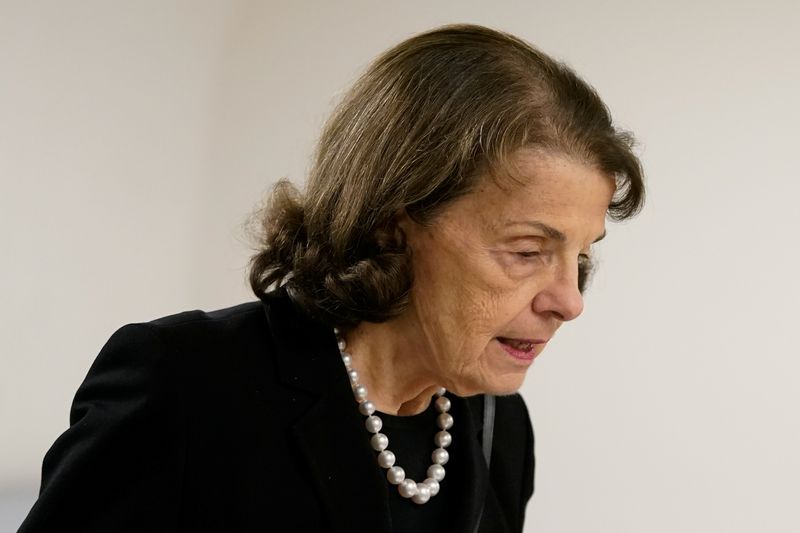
2;1;799;531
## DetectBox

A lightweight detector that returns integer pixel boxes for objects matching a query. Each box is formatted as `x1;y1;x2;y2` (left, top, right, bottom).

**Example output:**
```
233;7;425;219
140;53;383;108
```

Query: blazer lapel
292;376;393;533
450;395;491;533
263;289;392;533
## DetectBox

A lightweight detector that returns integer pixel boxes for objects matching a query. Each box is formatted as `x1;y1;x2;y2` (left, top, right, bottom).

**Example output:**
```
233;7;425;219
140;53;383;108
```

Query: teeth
500;338;533;351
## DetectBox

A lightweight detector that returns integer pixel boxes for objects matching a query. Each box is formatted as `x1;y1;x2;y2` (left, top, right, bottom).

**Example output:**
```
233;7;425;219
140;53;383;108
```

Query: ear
372;209;414;251
386;208;425;253
394;208;413;234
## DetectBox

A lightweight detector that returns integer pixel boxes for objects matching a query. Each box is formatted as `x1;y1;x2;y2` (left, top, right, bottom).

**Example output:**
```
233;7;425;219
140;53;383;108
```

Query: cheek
454;288;501;336
410;273;498;350
443;286;526;351
409;232;535;344
471;270;550;335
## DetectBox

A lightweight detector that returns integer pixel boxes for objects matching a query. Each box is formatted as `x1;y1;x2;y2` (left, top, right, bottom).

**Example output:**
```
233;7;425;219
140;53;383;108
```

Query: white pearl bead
348;369;359;384
434;430;452;448
423;478;440;496
369;433;389;452
427;464;445;481
436;387;446;396
412;483;431;504
371;433;389;451
337;339;347;351
398;479;418;498
437;413;453;430
365;415;382;433
431;447;449;465
359;400;376;416
354;384;368;402
387;466;405;485
341;353;352;367
377;450;396;468
435;396;451;413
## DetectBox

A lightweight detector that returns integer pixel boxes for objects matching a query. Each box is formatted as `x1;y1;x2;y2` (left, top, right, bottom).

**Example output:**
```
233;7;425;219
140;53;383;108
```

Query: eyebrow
506;221;607;244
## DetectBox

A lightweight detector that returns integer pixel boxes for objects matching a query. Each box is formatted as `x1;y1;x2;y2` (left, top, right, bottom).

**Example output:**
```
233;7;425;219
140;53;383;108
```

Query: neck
343;317;439;416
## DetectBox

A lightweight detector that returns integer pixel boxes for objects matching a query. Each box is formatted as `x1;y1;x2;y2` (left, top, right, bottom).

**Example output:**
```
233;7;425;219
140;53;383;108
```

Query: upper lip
497;337;549;344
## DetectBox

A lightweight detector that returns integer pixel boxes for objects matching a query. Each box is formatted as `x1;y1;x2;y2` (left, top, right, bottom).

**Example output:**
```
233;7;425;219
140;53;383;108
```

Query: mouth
495;337;548;362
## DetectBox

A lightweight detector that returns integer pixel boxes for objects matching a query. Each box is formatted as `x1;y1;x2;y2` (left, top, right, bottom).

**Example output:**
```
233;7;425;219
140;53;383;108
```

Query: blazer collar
262;287;343;395
262;288;392;532
261;287;490;533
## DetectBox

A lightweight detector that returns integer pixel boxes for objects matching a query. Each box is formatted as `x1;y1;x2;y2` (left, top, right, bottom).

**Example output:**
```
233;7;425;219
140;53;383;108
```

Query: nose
531;267;584;322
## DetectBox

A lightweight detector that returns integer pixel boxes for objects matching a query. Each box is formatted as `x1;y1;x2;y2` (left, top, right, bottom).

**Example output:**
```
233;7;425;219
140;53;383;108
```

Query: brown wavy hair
248;23;645;329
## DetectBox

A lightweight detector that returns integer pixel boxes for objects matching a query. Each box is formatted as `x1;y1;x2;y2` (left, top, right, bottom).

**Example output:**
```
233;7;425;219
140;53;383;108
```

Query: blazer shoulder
84;299;273;405
111;300;268;357
144;300;265;333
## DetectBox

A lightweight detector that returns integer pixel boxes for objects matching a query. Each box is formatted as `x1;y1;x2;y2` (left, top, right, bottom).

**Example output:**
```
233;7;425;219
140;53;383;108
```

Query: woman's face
399;150;615;396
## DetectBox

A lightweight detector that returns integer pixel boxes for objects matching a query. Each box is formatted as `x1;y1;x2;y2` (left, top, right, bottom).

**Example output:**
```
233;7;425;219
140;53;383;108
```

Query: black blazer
18;288;535;533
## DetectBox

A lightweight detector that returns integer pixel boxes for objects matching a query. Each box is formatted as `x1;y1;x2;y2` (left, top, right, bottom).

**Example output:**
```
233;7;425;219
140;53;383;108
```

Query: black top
377;400;456;533
18;288;534;533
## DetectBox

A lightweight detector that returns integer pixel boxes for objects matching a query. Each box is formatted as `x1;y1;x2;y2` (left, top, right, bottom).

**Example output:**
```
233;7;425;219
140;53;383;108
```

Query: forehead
463;150;615;225
492;149;607;189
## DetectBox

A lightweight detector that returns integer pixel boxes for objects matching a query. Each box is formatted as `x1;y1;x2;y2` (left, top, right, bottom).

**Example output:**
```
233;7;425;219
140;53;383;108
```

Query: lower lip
496;339;539;363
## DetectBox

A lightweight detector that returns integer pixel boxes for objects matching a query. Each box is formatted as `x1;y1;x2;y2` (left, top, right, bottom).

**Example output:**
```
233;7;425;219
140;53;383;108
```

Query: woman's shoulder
19;296;295;532
135;299;266;340
92;300;266;372
126;286;301;345
68;299;283;413
151;299;264;325
93;288;321;392
108;288;301;358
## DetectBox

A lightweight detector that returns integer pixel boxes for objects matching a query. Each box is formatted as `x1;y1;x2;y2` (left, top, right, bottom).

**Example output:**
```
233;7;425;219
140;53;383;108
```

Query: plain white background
2;1;799;531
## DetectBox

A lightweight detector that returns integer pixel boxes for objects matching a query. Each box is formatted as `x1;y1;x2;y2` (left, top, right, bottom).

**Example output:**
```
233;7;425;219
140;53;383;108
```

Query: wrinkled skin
347;150;615;414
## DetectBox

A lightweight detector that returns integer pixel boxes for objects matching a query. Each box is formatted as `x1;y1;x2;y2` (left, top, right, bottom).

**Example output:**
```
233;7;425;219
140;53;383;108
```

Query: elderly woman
19;23;643;533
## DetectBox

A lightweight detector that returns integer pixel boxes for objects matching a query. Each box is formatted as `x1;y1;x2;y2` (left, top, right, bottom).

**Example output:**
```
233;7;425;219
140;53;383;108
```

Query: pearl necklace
336;334;453;505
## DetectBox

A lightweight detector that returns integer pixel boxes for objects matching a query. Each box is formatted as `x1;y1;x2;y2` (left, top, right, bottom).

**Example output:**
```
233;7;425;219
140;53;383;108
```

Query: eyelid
578;253;595;293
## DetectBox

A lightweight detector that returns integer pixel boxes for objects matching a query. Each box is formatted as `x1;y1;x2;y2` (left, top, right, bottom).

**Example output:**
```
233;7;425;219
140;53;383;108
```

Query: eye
500;248;545;274
515;251;541;259
577;254;594;294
